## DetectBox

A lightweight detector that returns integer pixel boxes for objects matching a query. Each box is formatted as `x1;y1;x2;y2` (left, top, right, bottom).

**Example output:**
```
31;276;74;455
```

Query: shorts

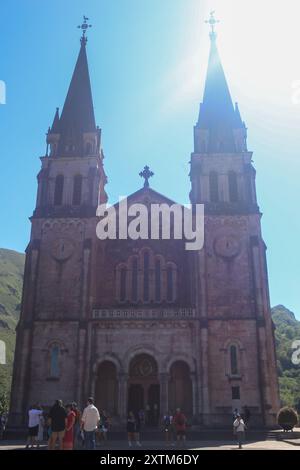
176;430;186;437
50;430;65;440
28;425;39;437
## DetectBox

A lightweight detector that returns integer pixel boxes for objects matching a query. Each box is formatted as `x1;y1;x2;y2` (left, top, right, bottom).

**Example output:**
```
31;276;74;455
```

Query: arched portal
168;361;193;416
128;354;159;426
95;361;118;416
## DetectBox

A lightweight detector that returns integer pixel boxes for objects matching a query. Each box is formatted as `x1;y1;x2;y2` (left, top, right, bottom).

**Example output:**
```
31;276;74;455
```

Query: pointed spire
56;28;97;157
59;39;96;135
50;108;60;133
196;13;246;153
234;102;246;128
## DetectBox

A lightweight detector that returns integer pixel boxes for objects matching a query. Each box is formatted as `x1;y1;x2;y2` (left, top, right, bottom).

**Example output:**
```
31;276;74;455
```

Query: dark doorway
147;384;160;426
95;361;118;416
128;384;144;414
128;354;159;426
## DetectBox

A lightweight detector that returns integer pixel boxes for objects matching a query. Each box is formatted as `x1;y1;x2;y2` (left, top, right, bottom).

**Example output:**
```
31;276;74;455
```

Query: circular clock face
51;238;74;261
214;235;240;258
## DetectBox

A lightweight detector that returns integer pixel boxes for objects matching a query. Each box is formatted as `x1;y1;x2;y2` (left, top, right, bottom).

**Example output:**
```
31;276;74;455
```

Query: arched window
116;251;177;304
120;267;127;302
167;265;175;302
50;344;60;378
40;174;48;207
72;175;83;206
230;344;239;375
209;171;219;203
131;258;138;302
85;142;92;155
155;259;161;302
143;251;150;302
228;171;239;202
54;175;64;206
50;143;57;157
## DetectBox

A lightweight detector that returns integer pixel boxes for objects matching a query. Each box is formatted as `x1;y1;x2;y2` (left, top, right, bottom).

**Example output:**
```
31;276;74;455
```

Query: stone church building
9;20;280;428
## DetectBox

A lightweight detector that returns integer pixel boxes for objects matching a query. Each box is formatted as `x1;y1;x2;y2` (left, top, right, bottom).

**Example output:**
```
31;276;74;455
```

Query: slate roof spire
47;17;98;158
196;12;246;153
59;32;96;139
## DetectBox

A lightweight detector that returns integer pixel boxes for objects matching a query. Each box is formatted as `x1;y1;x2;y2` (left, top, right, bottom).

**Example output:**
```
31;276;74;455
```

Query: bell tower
191;12;280;426
9;18;107;426
35;19;107;218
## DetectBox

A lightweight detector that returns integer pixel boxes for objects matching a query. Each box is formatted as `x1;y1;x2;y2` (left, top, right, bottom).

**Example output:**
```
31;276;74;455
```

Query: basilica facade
9;20;280;428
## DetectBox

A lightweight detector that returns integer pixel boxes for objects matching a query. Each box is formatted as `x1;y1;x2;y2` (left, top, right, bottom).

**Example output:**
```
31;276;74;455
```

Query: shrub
277;406;299;431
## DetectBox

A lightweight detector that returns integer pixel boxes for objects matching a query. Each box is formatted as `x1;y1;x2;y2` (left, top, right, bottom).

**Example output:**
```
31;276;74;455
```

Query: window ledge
227;374;243;381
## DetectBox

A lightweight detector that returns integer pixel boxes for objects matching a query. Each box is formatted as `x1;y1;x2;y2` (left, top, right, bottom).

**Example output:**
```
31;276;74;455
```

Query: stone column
81;240;91;320
201;325;210;425
10;243;40;425
251;236;275;424
118;373;128;420
190;372;197;417
76;326;87;406
160;373;169;415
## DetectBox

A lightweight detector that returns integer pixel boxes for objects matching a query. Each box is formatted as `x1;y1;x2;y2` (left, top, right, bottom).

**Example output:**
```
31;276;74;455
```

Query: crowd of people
26;398;110;450
126;408;188;448
20;401;251;449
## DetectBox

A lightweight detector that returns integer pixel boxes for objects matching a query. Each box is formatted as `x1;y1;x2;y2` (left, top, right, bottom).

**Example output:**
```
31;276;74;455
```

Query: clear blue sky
0;0;299;317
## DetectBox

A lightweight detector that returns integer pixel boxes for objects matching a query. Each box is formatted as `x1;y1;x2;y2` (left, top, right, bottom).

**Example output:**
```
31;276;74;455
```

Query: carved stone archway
128;354;160;426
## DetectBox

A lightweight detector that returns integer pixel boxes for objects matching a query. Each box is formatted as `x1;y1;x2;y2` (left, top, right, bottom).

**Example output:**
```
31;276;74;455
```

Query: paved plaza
0;439;299;451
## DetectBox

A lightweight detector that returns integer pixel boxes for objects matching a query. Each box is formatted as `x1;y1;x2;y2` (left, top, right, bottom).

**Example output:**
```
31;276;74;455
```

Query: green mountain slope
271;305;300;409
0;249;25;401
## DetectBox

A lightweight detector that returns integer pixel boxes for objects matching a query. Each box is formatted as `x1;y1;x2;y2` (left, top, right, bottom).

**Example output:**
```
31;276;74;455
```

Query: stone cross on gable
139;165;154;188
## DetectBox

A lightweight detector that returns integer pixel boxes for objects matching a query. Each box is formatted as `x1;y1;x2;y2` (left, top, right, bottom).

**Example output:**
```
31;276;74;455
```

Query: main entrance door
128;354;160;426
128;384;144;413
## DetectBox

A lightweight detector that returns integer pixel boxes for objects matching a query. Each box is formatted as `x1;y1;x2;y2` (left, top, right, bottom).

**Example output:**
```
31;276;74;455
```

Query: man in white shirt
26;405;42;449
81;397;100;450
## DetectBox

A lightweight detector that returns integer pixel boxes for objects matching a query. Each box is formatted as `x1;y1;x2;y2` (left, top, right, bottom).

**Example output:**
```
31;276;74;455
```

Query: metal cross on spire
205;11;220;40
139;165;154;188
78;15;92;45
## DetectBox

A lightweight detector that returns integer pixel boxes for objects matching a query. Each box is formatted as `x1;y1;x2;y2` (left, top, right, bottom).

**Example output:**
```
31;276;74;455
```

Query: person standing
26;405;42;449
81;397;100;450
127;411;136;448
71;402;82;449
97;410;110;446
162;412;173;446
134;411;142;447
48;400;67;450
0;413;7;439
37;407;45;448
63;404;76;450
233;414;246;449
173;408;187;448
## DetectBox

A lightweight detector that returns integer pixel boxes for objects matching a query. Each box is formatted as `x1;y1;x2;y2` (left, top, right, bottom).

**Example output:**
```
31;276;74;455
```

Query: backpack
164;416;171;426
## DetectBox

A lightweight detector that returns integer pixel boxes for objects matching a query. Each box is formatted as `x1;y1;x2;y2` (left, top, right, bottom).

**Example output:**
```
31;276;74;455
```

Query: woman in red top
63;404;76;450
173;408;187;448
